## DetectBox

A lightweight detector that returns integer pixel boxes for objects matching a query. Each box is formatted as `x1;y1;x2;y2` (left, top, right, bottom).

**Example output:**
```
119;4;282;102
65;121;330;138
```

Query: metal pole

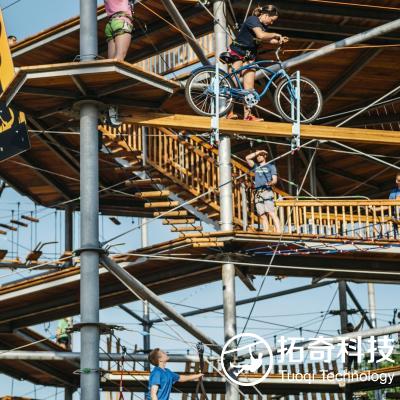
64;387;74;400
79;1;99;400
0;351;220;363
160;0;210;65
143;300;151;370
151;280;336;323
240;183;248;231
100;254;222;354
256;18;400;79
214;1;238;399
339;281;348;333
140;125;151;369
309;149;317;196
65;205;73;267
368;283;378;328
345;284;374;329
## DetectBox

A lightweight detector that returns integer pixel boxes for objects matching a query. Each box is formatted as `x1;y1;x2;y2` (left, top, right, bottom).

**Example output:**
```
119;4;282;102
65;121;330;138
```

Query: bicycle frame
219;60;296;102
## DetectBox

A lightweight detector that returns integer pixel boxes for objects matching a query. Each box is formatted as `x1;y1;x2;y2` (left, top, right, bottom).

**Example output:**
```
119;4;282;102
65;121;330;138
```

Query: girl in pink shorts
105;0;134;61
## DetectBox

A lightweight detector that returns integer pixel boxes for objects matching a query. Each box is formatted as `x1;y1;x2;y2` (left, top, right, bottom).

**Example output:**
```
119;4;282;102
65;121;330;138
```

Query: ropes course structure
0;0;399;400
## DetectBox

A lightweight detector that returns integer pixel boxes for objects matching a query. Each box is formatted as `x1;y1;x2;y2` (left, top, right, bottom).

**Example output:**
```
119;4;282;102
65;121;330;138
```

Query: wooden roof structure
0;0;398;207
0;328;78;387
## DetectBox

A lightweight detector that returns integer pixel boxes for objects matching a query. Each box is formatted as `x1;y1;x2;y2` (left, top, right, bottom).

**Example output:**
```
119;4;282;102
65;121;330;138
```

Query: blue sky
0;1;399;399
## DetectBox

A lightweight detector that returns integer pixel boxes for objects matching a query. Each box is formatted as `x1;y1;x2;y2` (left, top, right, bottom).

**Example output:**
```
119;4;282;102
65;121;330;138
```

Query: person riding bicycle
105;0;135;61
228;4;288;121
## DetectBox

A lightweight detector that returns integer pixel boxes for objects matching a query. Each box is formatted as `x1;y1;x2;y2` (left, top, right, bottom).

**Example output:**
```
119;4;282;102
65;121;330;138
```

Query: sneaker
244;114;264;122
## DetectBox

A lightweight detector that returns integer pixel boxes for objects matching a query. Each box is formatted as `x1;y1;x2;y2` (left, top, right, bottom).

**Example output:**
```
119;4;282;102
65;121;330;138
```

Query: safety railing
134;33;214;76
102;123;280;228
274;200;400;240
102;125;399;240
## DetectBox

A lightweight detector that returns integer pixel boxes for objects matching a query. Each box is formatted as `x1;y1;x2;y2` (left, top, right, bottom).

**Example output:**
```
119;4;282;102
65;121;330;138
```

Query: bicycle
185;47;323;124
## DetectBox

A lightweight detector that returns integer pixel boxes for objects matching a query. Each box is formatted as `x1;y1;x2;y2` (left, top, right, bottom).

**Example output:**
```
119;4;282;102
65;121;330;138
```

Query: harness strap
118;346;127;400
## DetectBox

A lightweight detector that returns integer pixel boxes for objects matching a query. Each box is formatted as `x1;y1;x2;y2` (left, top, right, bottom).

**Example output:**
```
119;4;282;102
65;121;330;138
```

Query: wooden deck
103;364;400;394
0;231;398;331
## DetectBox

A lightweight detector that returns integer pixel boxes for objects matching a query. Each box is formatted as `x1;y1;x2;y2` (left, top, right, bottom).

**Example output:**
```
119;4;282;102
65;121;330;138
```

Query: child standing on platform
105;0;134;61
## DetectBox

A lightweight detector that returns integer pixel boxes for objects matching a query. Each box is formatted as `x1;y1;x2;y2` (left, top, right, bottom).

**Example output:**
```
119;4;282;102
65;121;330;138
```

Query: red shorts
229;48;256;62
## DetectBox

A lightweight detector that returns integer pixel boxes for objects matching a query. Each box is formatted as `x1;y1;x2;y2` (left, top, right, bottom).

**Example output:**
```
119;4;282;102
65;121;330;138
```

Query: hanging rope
195;342;209;400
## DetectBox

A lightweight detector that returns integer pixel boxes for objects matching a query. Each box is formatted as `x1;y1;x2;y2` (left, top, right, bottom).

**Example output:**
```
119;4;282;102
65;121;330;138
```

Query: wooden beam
123;112;400;145
319;167;380;191
323;49;382;104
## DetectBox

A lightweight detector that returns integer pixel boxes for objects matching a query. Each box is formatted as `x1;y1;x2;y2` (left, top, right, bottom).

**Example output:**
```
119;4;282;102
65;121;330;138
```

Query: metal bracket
71;322;123;335
291;70;301;153
74;246;107;256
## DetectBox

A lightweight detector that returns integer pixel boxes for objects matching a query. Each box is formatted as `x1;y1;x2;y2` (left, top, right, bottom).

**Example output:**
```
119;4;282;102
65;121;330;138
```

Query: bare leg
260;214;270;232
108;40;116;59
242;65;255;118
114;33;131;61
269;211;282;234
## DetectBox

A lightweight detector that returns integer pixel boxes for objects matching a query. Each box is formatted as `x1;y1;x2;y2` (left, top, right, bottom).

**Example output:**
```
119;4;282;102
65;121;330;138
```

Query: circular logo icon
220;333;273;387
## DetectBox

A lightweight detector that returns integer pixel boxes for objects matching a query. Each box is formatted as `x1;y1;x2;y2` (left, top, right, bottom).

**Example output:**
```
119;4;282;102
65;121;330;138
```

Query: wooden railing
134;33;214;76
103;125;399;241
275;200;400;240
102;123;273;228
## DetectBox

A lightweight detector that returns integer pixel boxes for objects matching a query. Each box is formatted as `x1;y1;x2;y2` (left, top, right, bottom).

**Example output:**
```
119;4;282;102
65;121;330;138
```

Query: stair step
125;178;168;187
192;242;224;248
135;190;170;198
144;201;180;208
153;211;188;217
171;226;203;232
163;219;196;225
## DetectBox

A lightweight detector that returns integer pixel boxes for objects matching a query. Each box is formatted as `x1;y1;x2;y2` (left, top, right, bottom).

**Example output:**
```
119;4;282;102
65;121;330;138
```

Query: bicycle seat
219;51;241;64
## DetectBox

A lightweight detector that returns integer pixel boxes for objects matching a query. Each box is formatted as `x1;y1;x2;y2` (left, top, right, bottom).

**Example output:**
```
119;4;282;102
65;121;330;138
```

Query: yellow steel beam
123;112;400;145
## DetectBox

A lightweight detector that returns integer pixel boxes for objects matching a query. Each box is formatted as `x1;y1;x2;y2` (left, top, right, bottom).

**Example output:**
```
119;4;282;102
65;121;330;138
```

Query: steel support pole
339;281;348;333
65;206;73;253
65;387;74;400
309;149;317;196
65;205;73;267
160;0;210;66
0;351;220;363
214;1;238;399
79;1;100;400
140;125;151;369
368;283;377;328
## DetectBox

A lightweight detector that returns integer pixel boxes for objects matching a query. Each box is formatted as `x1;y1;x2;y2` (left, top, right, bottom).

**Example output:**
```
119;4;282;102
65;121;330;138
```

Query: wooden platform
124;112;400;146
0;231;399;331
1;59;179;113
103;365;400;394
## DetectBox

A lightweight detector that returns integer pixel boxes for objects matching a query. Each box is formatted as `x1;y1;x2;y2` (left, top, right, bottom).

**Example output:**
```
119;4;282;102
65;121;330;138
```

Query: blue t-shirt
147;367;180;400
253;162;277;190
389;187;400;200
234;16;268;51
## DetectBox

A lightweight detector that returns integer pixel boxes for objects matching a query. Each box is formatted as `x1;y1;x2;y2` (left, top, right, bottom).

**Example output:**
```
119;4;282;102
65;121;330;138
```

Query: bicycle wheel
185;67;234;117
274;76;323;124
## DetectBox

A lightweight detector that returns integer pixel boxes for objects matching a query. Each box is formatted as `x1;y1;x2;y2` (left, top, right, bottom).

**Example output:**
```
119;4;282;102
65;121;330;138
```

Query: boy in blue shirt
246;149;281;233
147;348;203;400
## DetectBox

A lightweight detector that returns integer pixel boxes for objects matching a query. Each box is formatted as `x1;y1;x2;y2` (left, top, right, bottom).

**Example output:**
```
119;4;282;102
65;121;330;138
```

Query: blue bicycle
185;48;323;124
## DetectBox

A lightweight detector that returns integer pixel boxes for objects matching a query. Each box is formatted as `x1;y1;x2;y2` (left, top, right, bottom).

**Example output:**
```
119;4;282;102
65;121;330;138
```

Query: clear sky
0;1;399;399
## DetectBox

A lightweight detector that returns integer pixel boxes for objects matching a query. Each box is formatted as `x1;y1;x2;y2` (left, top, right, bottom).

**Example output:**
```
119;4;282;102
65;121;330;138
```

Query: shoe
244;114;264;122
226;112;239;120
